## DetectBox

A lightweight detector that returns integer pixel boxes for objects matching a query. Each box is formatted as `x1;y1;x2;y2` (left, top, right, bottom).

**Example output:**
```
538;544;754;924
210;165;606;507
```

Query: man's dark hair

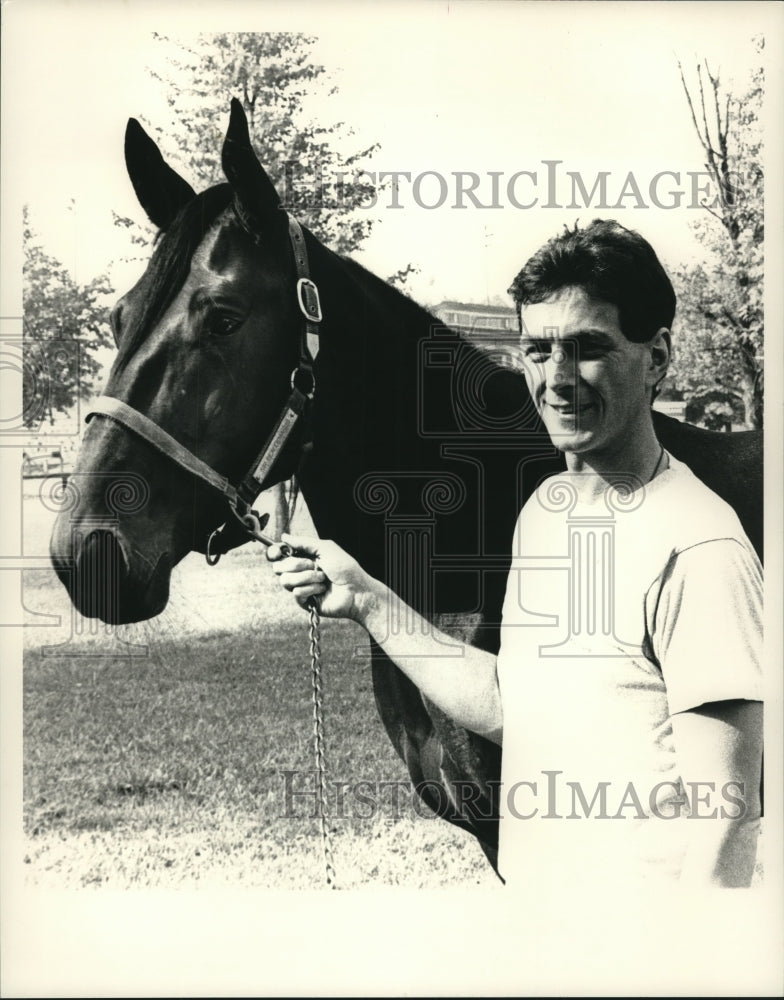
508;219;676;344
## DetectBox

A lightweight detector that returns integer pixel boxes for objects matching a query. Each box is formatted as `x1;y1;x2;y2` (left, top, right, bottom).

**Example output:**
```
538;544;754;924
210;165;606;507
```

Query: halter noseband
85;215;321;563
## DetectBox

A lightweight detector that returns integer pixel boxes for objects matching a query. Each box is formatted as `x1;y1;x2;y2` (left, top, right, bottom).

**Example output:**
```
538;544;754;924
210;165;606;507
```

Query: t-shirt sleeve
647;537;763;715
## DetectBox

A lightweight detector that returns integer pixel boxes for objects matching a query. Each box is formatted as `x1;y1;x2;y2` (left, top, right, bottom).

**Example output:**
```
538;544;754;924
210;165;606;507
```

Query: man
269;220;763;888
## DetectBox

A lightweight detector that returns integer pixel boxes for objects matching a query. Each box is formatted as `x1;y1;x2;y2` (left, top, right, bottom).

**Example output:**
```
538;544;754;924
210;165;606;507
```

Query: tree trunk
740;372;762;430
750;381;764;429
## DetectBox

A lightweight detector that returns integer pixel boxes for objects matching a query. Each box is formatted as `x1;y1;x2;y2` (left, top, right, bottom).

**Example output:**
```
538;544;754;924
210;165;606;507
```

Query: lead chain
308;599;337;888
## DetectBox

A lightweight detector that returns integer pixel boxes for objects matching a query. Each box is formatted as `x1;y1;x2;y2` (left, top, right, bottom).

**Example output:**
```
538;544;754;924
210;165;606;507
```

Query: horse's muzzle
51;526;171;624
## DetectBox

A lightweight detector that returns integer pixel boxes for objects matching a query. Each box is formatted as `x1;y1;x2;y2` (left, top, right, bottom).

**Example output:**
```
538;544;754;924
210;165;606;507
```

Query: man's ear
648;327;671;393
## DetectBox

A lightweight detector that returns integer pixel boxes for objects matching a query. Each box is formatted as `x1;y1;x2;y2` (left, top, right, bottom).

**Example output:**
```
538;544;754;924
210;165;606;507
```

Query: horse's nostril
74;530;129;622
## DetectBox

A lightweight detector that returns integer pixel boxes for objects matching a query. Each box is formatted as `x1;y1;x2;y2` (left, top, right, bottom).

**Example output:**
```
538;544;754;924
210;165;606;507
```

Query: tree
23;206;114;428
115;32;381;259
674;38;764;429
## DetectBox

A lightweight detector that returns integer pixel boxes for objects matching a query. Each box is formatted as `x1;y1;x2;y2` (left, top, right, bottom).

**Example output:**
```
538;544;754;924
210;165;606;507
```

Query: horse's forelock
115;184;235;369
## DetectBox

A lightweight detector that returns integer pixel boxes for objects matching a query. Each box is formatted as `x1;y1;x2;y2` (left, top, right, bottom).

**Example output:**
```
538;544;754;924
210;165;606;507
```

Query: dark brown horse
50;101;763;868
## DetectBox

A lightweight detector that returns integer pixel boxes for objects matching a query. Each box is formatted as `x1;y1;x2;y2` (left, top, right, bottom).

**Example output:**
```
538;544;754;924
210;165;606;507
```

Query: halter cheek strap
86;395;240;504
85;215;321;559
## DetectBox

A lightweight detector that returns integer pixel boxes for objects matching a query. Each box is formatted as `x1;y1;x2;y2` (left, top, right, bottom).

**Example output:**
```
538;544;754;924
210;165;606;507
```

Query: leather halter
85;215;321;561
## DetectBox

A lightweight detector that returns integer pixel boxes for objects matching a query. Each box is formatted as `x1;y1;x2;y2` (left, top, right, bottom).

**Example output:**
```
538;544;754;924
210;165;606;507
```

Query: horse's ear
124;118;196;231
221;98;281;231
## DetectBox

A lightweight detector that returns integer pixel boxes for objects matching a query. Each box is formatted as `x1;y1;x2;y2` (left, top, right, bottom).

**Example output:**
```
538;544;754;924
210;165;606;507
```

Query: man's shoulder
519;456;752;555
657;454;749;552
623;456;760;585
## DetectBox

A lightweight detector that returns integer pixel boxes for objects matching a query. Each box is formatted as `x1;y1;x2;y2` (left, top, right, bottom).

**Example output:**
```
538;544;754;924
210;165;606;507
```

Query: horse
50;100;763;870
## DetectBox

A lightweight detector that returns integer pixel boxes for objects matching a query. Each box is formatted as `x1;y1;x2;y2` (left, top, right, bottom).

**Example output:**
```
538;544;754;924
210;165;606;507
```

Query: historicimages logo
278;159;750;212
279;770;749;822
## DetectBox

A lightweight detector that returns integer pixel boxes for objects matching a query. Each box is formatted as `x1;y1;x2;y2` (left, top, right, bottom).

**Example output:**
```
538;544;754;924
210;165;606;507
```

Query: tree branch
678;59;704;144
697;64;720;173
699;197;724;225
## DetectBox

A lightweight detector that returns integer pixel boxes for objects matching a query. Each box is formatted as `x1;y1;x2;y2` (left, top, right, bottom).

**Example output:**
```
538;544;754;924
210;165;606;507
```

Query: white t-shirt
496;454;763;890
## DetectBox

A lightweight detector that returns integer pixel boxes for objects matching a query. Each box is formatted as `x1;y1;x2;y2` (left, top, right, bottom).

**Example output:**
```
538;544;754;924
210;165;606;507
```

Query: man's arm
652;537;763;886
269;534;503;743
671;699;763;887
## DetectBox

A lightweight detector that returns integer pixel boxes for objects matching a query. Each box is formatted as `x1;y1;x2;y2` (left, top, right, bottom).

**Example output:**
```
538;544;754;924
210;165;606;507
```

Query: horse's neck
295;240;555;616
310;242;453;432
299;244;444;523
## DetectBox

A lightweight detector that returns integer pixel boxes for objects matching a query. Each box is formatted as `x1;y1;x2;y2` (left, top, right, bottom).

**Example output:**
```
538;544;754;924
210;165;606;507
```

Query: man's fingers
271;556;317;575
294;583;327;607
281;533;320;558
279;569;326;591
267;535;322;563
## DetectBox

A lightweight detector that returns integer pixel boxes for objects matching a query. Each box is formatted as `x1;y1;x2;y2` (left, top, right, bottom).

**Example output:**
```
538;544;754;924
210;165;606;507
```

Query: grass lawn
20;491;765;891
21;493;497;890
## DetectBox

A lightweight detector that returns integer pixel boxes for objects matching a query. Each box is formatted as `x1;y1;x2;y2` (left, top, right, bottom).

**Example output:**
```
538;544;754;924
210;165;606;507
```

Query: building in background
432;300;518;352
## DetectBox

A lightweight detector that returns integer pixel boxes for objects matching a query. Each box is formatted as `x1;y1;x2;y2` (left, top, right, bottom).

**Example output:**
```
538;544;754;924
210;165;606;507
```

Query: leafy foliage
674;38;764;428
143;32;380;256
386;262;421;292
23;207;114;428
111;209;157;265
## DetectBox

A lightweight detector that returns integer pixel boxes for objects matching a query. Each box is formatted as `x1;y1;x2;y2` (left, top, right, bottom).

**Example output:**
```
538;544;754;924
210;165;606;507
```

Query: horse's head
50;101;311;623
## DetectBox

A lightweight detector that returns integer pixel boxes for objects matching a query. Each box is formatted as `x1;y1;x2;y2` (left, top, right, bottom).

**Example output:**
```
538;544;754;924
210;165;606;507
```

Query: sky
2;0;781;314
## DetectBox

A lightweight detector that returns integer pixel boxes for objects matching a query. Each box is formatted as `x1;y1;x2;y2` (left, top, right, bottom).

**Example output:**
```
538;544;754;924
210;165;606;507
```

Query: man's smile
544;399;596;416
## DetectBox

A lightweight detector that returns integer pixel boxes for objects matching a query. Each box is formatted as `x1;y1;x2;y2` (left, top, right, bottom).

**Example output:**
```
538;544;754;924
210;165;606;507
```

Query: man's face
519;286;656;457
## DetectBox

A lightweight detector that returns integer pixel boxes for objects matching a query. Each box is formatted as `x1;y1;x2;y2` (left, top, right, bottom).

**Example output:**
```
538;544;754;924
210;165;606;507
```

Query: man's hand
267;534;502;741
267;534;380;622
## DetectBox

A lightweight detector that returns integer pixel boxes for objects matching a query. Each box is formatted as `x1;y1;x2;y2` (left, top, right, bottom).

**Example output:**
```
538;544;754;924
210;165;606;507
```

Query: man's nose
545;344;576;388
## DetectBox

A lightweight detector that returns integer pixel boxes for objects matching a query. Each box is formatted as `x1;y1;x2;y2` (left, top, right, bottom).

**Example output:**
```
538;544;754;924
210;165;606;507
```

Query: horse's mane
309;234;470;371
339;254;444;331
115;184;234;371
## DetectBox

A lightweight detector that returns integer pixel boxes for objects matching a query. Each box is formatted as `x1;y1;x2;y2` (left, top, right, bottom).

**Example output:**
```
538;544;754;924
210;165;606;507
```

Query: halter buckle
297;277;322;324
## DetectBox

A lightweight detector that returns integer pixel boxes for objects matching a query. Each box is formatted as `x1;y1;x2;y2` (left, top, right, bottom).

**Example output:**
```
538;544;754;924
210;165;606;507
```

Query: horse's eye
207;313;241;338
